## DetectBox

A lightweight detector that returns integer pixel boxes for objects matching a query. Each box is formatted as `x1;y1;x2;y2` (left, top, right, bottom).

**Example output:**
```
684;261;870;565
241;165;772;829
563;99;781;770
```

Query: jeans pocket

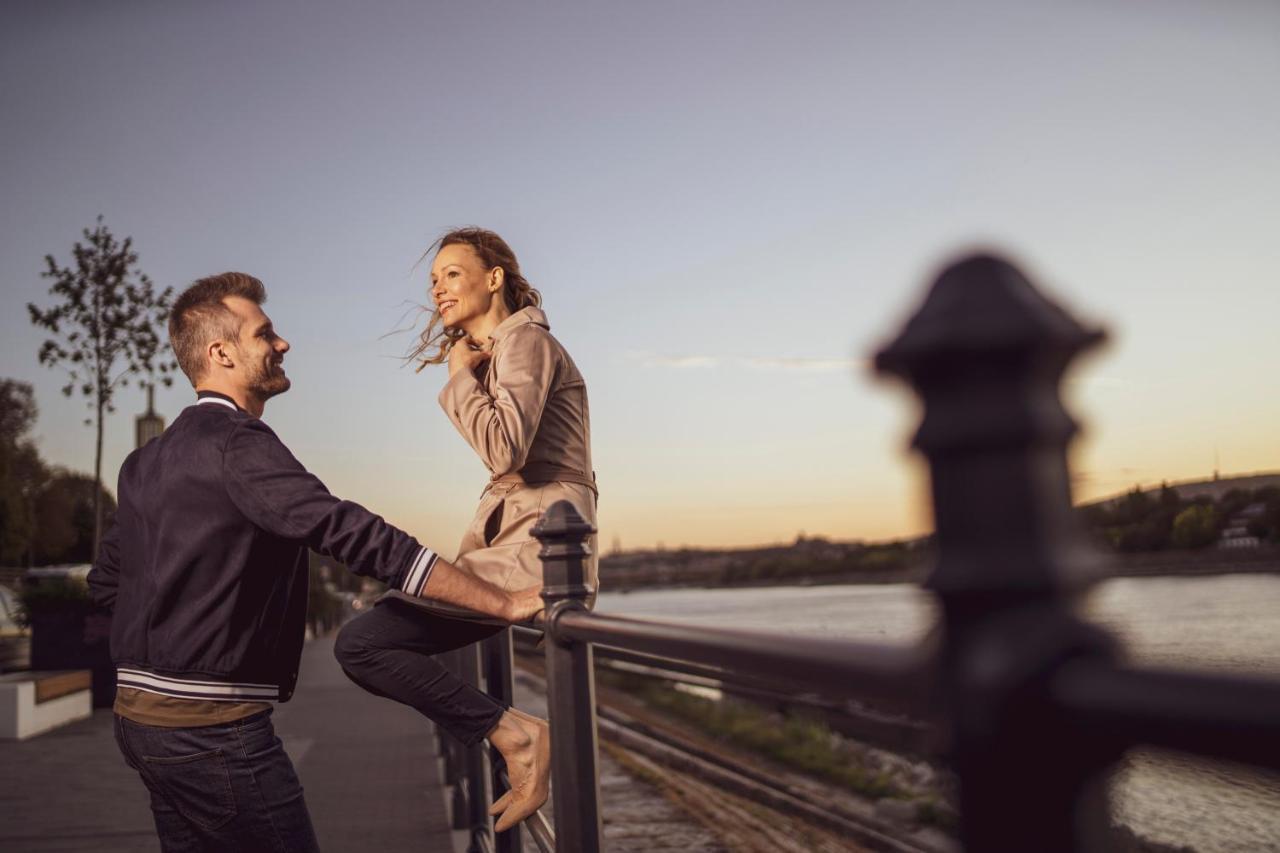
141;748;238;831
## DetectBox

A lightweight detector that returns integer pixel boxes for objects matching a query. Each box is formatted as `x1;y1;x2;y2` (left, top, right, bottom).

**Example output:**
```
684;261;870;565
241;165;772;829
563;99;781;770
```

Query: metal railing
439;253;1280;852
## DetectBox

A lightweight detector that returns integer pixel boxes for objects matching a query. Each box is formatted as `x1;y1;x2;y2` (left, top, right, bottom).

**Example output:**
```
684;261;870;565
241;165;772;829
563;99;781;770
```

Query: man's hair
169;272;267;385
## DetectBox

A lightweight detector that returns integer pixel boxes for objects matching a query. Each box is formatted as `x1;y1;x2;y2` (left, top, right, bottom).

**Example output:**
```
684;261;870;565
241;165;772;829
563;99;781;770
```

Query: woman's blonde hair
411;227;541;369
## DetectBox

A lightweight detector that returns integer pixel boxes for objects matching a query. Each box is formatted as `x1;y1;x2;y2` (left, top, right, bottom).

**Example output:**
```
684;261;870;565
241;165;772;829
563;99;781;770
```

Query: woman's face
430;243;498;331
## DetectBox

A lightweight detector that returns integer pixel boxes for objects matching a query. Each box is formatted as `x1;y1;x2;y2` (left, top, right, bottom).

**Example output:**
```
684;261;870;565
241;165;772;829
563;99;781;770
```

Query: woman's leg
334;596;552;830
334;597;506;745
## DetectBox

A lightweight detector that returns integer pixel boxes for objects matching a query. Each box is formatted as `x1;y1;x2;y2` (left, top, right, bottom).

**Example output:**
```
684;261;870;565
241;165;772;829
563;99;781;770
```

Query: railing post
484;629;523;853
533;500;602;853
875;254;1121;851
438;649;470;830
457;642;494;853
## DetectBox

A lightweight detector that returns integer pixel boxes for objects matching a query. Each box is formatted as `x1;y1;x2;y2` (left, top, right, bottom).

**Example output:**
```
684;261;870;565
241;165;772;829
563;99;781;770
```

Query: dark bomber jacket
88;391;438;703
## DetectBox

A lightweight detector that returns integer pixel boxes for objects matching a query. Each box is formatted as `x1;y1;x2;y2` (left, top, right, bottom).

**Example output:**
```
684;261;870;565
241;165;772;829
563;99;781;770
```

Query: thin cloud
631;352;865;372
641;354;722;369
746;356;867;372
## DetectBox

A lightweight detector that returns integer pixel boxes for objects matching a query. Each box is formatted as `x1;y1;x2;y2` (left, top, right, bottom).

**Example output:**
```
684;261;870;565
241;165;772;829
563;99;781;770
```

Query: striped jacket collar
195;390;243;412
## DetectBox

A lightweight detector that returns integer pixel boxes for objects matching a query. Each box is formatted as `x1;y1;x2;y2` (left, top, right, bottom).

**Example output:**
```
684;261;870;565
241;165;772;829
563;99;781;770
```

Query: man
89;272;549;852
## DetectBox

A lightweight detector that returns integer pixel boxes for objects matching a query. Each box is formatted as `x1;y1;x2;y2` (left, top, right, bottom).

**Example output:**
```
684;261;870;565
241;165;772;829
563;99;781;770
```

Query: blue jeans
113;709;320;853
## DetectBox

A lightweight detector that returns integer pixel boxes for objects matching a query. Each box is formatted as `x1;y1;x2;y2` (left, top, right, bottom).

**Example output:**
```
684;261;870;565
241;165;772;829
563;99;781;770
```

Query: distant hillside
599;536;929;591
601;471;1280;591
1087;471;1280;507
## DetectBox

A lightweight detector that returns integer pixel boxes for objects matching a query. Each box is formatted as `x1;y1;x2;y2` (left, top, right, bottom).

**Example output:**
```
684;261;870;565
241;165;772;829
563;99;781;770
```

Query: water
597;574;1280;852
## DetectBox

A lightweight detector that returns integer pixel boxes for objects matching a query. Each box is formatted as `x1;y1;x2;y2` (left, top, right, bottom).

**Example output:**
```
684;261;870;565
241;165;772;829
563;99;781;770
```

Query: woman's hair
410;227;542;369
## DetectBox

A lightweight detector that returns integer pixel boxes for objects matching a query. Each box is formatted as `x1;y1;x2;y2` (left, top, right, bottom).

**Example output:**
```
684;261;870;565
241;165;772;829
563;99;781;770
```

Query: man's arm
421;557;544;622
86;521;123;612
223;418;538;619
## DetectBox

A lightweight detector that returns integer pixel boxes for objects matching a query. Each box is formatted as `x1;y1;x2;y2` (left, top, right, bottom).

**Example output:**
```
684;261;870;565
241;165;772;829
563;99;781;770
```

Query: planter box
0;670;92;739
29;608;115;708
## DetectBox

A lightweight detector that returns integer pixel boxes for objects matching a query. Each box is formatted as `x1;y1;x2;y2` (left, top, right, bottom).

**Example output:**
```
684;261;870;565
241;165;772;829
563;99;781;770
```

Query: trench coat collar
490;306;549;343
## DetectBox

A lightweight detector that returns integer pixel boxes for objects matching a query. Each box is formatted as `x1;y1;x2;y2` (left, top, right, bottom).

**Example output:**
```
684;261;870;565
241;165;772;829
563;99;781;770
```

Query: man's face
223;296;291;400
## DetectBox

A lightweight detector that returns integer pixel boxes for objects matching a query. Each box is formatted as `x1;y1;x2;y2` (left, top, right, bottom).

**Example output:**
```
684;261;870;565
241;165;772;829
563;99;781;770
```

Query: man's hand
505;585;545;625
447;336;492;379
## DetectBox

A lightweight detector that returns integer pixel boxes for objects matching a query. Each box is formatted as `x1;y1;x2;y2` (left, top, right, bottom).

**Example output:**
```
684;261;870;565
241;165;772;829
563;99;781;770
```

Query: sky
2;1;1277;554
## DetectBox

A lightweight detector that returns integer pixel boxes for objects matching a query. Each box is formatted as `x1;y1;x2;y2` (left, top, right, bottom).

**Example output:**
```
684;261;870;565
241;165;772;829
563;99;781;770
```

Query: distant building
135;385;165;448
1219;502;1266;550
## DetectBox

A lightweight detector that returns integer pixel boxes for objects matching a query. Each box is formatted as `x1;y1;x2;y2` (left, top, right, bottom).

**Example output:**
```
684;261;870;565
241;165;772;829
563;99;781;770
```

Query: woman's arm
438;325;557;475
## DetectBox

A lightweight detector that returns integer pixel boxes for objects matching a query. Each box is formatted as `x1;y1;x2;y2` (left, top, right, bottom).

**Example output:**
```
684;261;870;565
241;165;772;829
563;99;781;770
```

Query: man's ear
209;340;236;370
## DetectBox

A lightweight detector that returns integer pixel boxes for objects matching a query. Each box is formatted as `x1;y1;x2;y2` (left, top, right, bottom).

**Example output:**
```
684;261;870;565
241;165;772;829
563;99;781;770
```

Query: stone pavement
0;635;454;852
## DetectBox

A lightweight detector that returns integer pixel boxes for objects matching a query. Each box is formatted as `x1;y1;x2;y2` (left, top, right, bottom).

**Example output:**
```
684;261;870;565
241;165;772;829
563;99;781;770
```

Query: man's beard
247;360;291;399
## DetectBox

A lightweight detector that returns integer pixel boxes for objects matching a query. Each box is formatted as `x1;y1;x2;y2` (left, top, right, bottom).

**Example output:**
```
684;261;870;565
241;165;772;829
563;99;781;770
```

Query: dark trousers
113;709;320;853
334;597;507;745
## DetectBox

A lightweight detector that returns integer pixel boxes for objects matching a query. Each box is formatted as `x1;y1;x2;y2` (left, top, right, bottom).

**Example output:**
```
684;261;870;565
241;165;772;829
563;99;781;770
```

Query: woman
335;227;597;833
424;227;598;604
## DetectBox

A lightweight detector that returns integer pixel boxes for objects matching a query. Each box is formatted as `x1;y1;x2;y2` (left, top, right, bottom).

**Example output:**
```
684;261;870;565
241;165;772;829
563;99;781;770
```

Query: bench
0;670;92;740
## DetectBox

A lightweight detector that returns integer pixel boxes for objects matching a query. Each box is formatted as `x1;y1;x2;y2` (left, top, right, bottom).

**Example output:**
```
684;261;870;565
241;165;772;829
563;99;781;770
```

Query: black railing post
458;642;494;853
437;649;471;830
484;629;523;853
876;254;1120;851
533;500;602;853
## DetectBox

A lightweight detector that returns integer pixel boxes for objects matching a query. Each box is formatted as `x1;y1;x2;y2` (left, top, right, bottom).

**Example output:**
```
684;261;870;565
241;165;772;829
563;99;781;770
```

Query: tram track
511;660;957;853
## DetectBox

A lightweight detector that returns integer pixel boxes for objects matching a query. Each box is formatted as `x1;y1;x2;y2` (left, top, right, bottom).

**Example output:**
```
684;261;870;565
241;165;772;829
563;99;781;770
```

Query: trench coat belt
491;464;598;497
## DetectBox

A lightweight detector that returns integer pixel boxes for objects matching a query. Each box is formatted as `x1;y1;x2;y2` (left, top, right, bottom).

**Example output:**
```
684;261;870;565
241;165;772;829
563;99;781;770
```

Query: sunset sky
3;1;1277;553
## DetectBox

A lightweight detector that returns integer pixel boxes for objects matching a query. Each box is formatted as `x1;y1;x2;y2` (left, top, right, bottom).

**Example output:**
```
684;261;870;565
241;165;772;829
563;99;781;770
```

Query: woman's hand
448;336;492;379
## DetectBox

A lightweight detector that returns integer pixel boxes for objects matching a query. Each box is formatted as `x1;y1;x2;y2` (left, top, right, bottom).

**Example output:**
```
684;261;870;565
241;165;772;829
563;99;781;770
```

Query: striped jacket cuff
116;668;280;702
400;546;439;597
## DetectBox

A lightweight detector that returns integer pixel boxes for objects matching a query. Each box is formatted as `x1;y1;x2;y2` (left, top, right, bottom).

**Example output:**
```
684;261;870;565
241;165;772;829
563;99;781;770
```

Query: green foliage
0;380;47;564
15;578;91;626
0;380;110;566
1080;482;1280;552
1093;485;1181;551
31;471;116;565
27;217;177;558
618;673;905;801
1171;504;1220;550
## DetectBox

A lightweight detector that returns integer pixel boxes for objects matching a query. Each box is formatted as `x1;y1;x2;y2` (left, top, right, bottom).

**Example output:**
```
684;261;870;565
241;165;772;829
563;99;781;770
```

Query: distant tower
135;385;165;448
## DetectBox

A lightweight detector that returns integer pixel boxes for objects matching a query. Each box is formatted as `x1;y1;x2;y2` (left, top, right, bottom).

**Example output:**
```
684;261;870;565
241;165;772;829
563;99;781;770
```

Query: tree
31;471;116;565
0;379;49;565
27;218;177;559
1171;504;1219;550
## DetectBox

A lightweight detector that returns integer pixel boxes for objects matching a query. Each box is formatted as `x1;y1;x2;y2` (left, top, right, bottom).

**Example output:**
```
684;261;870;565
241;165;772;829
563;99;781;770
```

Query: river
597;573;1280;853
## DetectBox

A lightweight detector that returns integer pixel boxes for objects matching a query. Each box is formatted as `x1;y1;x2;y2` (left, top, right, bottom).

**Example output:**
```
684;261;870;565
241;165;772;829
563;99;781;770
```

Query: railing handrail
512;628;932;755
552;609;928;707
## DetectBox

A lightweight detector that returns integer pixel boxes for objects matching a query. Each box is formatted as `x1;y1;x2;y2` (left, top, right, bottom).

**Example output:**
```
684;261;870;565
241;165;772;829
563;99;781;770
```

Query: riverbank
598;545;1280;592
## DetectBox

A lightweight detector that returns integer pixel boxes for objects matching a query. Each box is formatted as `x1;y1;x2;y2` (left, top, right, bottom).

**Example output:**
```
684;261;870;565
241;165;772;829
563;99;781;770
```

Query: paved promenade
0;636;454;852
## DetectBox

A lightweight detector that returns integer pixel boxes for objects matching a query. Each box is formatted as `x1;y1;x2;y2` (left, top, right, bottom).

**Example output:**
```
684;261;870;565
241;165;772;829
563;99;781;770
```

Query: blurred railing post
533;500;602;853
457;642;494;853
875;254;1120;851
484;629;523;853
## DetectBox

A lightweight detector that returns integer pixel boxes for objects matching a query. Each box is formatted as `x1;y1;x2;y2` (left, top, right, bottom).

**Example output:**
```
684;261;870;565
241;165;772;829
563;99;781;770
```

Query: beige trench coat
400;307;597;618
